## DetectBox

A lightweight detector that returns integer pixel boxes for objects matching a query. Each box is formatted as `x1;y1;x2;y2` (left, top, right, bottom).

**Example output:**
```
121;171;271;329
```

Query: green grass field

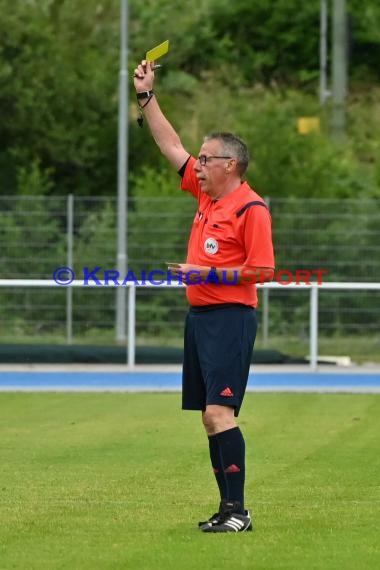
1;392;379;569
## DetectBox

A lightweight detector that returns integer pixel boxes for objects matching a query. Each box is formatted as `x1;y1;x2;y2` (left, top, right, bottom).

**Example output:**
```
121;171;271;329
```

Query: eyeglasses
198;155;233;166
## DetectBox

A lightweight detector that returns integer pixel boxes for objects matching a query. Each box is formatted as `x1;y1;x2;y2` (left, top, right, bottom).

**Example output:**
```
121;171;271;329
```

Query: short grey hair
203;132;249;176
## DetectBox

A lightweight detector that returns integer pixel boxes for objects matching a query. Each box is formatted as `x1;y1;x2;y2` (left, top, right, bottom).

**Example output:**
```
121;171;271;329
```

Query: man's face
193;140;233;197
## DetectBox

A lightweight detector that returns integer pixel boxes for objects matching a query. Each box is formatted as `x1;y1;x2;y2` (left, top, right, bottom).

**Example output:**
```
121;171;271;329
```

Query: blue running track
0;370;380;392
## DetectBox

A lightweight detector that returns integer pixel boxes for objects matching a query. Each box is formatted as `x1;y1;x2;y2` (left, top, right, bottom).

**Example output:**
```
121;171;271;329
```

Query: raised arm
133;60;190;170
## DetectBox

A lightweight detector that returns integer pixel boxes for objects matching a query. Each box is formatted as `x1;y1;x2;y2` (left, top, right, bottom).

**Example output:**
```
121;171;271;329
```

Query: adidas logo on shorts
220;387;234;397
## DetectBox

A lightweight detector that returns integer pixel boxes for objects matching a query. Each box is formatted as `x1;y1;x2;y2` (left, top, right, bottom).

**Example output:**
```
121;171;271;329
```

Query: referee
133;60;275;533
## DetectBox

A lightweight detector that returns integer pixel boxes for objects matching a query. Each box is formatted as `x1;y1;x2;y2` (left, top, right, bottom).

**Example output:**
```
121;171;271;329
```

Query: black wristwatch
136;90;154;100
209;266;220;283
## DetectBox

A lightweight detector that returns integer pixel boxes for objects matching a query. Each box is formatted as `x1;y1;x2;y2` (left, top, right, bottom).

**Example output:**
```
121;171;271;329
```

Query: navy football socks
208;432;228;500
208;427;246;513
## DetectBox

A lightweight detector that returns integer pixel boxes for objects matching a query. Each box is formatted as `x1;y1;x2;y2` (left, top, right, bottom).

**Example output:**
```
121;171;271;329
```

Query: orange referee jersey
181;157;275;307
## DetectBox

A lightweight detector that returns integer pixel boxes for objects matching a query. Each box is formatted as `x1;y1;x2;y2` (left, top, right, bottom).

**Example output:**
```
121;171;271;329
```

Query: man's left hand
167;263;205;284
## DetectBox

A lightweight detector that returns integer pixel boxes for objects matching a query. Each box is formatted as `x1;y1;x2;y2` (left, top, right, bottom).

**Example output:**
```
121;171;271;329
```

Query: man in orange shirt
134;60;275;533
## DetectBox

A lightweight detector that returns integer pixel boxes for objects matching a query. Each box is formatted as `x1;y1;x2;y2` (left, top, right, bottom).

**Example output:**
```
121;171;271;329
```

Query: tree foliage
0;0;119;197
0;0;379;200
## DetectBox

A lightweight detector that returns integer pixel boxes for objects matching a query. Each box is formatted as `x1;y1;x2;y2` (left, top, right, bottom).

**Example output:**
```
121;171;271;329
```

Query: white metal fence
0;195;379;359
0;280;379;371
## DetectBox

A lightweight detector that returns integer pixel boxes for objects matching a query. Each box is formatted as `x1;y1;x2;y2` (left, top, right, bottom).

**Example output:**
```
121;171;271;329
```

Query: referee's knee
202;405;236;435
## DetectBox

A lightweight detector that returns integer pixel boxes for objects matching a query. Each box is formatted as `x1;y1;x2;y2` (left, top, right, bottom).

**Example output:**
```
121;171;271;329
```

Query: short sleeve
243;205;275;269
180;156;200;199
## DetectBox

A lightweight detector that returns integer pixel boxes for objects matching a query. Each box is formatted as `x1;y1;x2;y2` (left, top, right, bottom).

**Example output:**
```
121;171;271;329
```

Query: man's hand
167;263;206;284
133;59;155;92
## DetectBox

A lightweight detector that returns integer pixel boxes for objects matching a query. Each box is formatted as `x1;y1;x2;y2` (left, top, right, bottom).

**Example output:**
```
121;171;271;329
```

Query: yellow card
146;40;170;62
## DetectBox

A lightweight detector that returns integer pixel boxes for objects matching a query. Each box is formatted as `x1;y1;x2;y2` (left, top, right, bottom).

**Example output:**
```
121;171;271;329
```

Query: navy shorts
182;303;257;417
